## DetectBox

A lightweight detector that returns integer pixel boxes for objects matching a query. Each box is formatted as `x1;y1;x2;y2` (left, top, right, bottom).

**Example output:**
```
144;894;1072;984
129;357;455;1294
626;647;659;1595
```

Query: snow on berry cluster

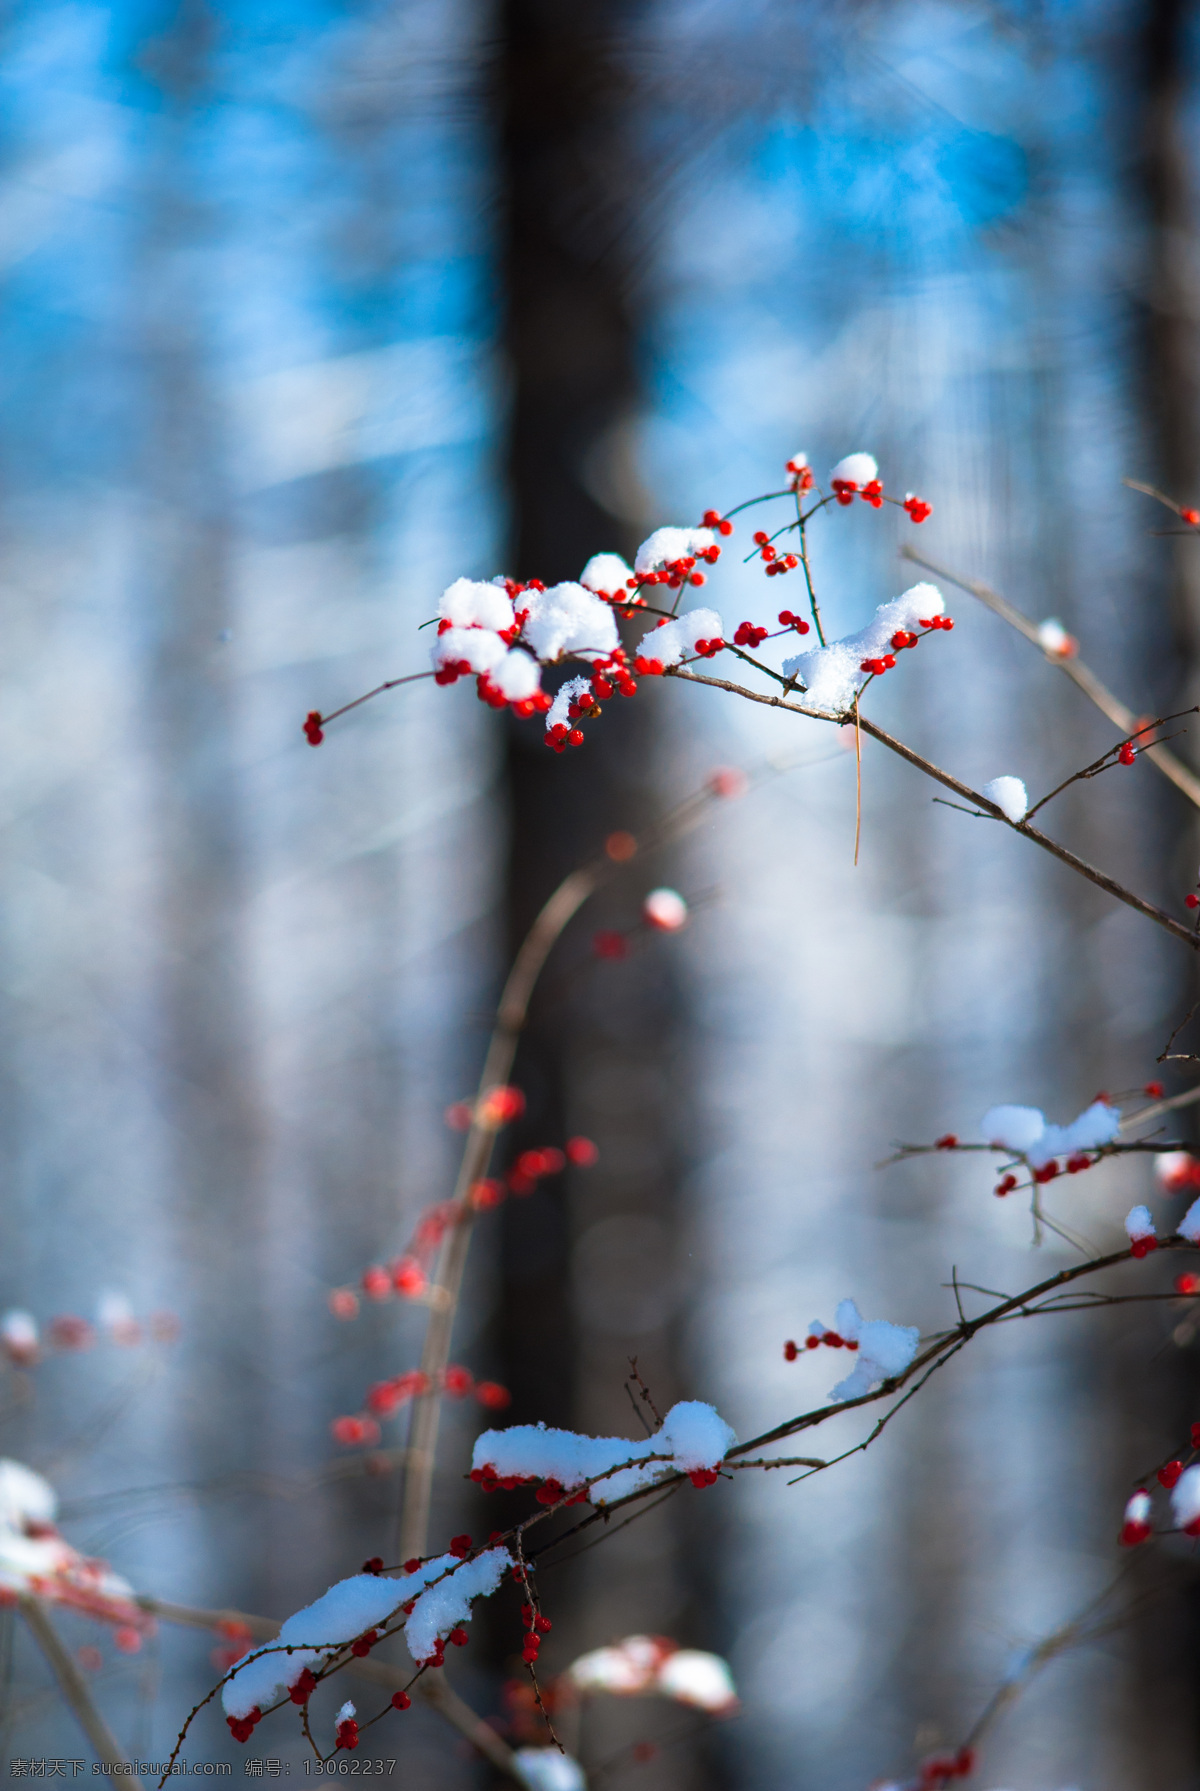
981;1098;1122;1189
0;1459;151;1649
781;583;950;715
783;1299;919;1400
470;1400;736;1505
303;450;940;752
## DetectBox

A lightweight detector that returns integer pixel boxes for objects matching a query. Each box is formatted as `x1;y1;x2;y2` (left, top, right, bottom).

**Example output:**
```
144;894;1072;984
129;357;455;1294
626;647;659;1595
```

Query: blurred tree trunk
1128;0;1200;1774
486;5;716;1783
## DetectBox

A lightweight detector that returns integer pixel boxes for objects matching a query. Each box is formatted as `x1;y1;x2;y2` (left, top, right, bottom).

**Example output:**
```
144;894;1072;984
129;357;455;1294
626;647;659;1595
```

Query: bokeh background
1;1;1198;1786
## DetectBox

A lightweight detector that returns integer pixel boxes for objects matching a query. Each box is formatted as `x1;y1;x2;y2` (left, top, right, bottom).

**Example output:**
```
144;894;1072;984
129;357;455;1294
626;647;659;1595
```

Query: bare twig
20;1597;142;1782
669;667;1200;950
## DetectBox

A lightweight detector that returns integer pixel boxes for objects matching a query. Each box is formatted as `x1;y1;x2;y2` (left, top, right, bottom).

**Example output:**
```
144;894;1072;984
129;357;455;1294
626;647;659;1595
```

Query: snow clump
521;583;619;663
513;1750;587;1791
472;1400;735;1504
432;626;508;676
545;677;594;734
982;776;1028;823
781;584;944;715
634;527;715;575
565;1634;737;1713
637;608;724;669
1178;1196;1200;1243
830;452;878;489
489;651;542;702
980;1100;1120;1168
222;1574;406;1719
438;578;515;633
1171;1464;1200;1534
402;1546;511;1665
824;1299;919;1401
580;553;634;598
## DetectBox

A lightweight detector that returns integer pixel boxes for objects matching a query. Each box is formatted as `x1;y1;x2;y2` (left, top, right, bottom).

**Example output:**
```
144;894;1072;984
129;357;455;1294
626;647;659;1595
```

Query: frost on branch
981;775;1028;823
565;1634;738;1714
805;1299;920;1401
980;1099;1120;1169
512;1749;587;1791
781;583;946;715
579;553;634;598
634;526;716;574
521;582;619;663
471;1399;736;1502
635;607;724;670
222;1573;406;1718
401;1546;510;1664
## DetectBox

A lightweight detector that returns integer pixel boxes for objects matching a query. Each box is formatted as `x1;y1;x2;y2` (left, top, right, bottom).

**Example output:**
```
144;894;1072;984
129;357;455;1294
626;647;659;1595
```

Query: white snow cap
637;608;724;668
982;776;1028;823
0;1460;56;1530
1179;1196;1200;1243
643;888;687;931
402;1546;511;1665
1172;1464;1200;1530
546;675;594;734
980;1099;1120;1169
513;1750;587;1791
634;526;715;575
781;584;944;716
335;1702;356;1726
825;1300;920;1402
222;1573;406;1718
580;553;634;597
830;452;878;487
1036;618;1072;655
432;626;508;675
1125;1489;1151;1525
1125;1205;1156;1241
489;650;542;702
1158;1150;1197;1190
521;582;619;663
472;1399;736;1505
0;1311;37;1359
566;1635;737;1714
439;577;516;633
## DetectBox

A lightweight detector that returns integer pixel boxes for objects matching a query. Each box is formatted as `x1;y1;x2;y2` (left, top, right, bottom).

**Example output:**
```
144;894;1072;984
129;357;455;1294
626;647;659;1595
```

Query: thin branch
668;667;1200;950
899;543;1200;811
21;1597;142;1782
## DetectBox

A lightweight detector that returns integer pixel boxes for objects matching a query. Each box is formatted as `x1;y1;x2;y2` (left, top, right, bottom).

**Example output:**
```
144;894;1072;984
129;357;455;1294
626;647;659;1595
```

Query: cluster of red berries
1117;740;1138;766
860;619;952;679
692;636;725;658
361;1257;427;1302
335;1715;359;1752
785;457;814;492
733;621;769;648
546;650;642;753
688;1466;721;1488
752;530;800;577
700;509;736;536
1122;1424;1200;1545
783;1333;860;1359
918;1747;975;1787
227;1708;262;1745
288;1667;318;1705
520;1601;553;1666
1130;1231;1159;1260
777;609;811;634
904;495;932;523
469;1464;588;1506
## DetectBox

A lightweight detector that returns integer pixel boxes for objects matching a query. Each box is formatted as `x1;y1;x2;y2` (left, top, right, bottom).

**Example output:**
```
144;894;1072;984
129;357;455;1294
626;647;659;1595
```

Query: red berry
449;1534;472;1557
1118;742;1136;766
784;1339;798;1360
565;1135;599;1166
1187;894;1199;909
1145;1081;1164;1097
392;1692;411;1711
935;1134;958;1150
1158;1460;1184;1489
303;711;324;746
449;1627;469;1647
1183;508;1199;526
805;1335;819;1350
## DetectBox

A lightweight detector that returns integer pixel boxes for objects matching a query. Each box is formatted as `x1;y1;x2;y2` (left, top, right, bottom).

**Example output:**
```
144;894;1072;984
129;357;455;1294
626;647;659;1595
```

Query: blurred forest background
1;0;1199;1786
